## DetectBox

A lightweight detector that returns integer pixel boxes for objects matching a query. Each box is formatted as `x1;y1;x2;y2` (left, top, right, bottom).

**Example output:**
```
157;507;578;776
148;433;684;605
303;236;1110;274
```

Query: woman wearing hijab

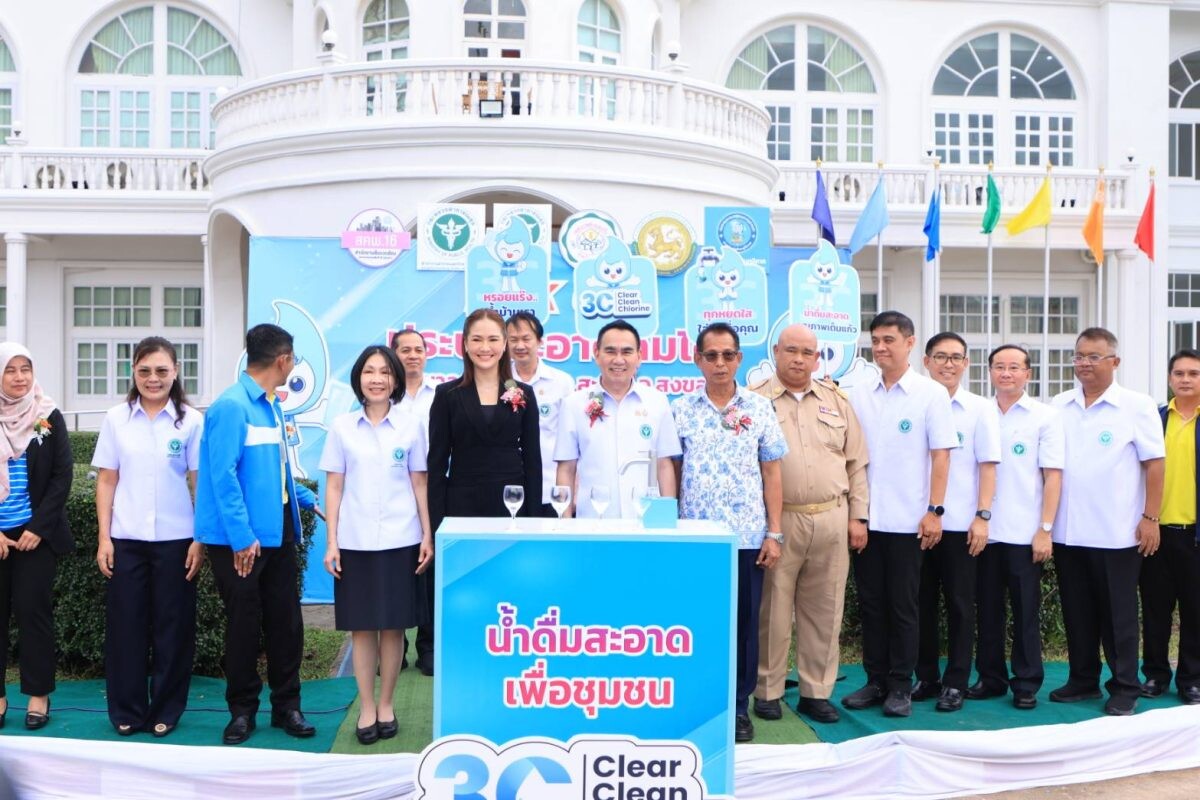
0;343;73;730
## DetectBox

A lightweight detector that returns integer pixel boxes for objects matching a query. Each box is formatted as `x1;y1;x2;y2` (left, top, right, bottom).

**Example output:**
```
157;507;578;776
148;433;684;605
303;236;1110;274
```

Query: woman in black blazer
427;309;541;534
0;343;74;731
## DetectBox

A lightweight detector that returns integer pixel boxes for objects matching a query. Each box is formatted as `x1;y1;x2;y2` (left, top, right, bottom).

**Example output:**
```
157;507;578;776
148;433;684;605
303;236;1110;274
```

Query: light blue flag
848;179;890;255
923;186;941;262
811;171;836;245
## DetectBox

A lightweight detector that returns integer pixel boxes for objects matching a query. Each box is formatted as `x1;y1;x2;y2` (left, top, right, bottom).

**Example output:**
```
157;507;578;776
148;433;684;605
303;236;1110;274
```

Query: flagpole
1148;168;1156;367
986;162;995;354
876;160;884;305
934;159;942;335
1041;166;1052;399
1096;166;1105;328
815;158;823;246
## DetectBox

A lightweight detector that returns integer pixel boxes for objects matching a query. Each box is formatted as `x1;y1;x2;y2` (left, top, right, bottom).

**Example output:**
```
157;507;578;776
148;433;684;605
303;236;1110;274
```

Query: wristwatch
766;532;784;544
927;504;945;517
975;509;992;521
1040;522;1053;533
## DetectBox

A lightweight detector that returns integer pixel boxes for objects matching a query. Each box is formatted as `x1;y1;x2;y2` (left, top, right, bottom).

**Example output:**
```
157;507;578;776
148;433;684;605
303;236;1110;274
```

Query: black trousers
975;542;1044;694
916;531;976;690
735;549;765;715
209;531;303;717
1054;543;1142;698
853;531;923;693
0;527;57;698
1139;525;1200;690
414;568;435;666
105;538;197;729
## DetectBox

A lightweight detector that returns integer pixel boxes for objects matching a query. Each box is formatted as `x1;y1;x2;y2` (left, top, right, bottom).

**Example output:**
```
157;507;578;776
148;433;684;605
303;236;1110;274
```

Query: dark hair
869;310;915;337
696;322;741;352
597;319;641;349
505;311;544;340
988;344;1031;369
390;328;428;351
925;331;967;356
350;345;405;405
1076;327;1118;351
1169;348;1200;372
126;336;188;428
460;308;512;388
246;323;293;368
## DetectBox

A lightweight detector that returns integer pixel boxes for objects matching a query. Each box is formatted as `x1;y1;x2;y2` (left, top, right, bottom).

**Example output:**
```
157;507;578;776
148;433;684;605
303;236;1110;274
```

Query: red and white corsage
32;417;52;444
585;391;607;427
721;407;752;435
501;380;526;412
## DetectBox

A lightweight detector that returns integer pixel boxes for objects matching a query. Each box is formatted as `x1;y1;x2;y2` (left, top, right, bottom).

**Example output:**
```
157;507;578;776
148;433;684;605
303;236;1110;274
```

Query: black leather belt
1161;523;1196;531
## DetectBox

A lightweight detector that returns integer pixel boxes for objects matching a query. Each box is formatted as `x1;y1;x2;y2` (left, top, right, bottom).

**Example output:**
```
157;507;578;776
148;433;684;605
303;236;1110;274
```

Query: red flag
1134;183;1155;262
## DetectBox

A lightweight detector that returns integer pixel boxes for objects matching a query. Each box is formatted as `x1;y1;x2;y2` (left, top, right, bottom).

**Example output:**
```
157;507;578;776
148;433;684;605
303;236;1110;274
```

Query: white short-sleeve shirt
943;388;1003;531
515;359;576;504
554;380;683;518
91;400;203;542
398;377;437;453
1051;382;1166;548
850;367;959;533
990;392;1065;545
319;404;428;551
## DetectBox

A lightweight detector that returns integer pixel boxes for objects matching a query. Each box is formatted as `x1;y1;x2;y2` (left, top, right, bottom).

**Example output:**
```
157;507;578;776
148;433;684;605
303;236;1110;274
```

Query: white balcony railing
212;58;771;154
0;147;210;192
776;163;1131;213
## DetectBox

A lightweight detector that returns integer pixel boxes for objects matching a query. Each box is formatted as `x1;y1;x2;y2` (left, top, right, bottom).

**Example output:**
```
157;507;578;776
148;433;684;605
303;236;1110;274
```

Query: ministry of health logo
1012;442;1027;456
640;424;653;439
167;438;183;456
427;210;473;254
393;447;407;464
898;419;913;433
1099;430;1114;446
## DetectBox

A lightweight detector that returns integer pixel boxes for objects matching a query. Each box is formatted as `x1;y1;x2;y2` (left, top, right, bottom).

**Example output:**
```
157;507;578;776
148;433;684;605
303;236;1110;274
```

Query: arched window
464;0;526;59
1169;51;1200;179
75;4;241;149
0;34;16;143
363;0;410;61
726;24;878;163
931;31;1078;167
577;0;621;116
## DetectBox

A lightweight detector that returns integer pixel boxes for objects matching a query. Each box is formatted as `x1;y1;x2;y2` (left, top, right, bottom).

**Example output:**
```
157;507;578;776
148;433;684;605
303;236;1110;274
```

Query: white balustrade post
4;232;29;345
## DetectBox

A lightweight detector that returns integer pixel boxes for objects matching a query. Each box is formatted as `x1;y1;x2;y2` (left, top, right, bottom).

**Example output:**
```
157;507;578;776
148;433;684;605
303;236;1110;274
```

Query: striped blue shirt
0;453;34;531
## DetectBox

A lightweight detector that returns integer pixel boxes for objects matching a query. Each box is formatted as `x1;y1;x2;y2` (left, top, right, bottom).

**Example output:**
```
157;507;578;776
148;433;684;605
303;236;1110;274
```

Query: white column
1114;249;1148;392
4;232;28;345
201;233;214;404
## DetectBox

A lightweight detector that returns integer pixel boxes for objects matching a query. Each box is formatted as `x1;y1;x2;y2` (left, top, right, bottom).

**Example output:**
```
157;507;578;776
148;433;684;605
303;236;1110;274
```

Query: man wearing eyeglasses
1050;327;1164;716
672;322;787;742
555;319;680;519
912;332;1002;712
973;344;1063;710
749;323;867;727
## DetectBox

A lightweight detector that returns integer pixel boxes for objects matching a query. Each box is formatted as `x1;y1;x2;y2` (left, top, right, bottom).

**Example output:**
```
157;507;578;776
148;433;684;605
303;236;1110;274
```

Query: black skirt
333;544;429;631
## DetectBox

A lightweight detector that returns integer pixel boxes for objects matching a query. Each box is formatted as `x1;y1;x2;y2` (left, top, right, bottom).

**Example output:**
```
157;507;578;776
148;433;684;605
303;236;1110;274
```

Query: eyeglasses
135;367;174;379
929;353;966;365
1071;354;1116;365
700;350;740;364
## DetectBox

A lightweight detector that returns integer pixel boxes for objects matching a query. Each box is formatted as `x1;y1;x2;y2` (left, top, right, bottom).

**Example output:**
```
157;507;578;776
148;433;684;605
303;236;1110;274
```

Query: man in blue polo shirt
196;323;319;745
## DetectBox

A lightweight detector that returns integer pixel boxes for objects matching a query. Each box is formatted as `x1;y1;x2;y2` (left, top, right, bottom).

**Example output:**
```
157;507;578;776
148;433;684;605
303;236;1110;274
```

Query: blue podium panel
434;518;737;797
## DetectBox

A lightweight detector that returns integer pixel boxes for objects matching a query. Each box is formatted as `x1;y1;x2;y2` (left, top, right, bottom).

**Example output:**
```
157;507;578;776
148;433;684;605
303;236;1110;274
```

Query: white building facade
0;0;1183;424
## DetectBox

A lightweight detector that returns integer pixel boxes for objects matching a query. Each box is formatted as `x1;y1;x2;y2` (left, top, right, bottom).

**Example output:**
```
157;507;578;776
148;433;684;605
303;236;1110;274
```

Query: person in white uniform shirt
972;344;1063;710
321;345;432;745
556;320;680;518
912;332;1001;712
93;337;204;738
506;312;575;515
844;311;958;718
1050;327;1164;716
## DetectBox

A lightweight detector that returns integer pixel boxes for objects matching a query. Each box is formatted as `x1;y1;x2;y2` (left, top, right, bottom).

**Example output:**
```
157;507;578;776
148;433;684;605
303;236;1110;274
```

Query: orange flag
1081;179;1105;265
1134;183;1155;262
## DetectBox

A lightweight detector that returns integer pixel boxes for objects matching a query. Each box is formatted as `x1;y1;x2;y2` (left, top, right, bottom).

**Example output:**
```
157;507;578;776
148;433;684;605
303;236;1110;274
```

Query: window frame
362;0;411;61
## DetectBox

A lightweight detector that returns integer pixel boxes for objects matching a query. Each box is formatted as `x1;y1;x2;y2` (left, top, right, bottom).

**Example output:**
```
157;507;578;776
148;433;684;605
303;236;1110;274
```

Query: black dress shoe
271;709;316;738
416;658;434;677
1104;694;1137;716
223;714;256;745
841;683;886;710
965;681;1007;700
910;679;942;701
1140;678;1166;698
753;698;782;720
24;697;50;730
935;687;964;712
1180;685;1200;705
734;713;754;742
1012;691;1038;710
377;718;398;739
1048;683;1102;703
356;721;380;745
882;689;912;717
796;697;840;723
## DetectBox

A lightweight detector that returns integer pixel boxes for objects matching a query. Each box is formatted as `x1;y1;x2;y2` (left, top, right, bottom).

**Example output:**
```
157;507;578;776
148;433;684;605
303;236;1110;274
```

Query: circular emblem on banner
539;403;551;417
1012;442;1027;456
633;213;698;276
559;210;621;268
167;438;183;456
393;447;407;464
716;212;758;252
898;419;913;434
1099;430;1114;447
639;424;653;439
425;209;474;255
342;208;407;268
957;431;965;446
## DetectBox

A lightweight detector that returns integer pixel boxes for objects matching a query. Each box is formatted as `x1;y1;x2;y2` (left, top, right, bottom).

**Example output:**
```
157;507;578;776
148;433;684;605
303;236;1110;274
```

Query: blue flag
811;170;836;245
848;179;889;255
923;186;941;262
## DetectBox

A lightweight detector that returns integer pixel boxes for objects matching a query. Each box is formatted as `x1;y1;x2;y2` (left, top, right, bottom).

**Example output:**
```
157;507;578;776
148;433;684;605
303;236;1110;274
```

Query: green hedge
50;466;317;678
68;430;99;468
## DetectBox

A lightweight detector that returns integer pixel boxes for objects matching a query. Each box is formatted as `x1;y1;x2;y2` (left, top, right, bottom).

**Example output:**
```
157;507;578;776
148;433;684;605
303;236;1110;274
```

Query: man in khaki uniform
752;324;869;724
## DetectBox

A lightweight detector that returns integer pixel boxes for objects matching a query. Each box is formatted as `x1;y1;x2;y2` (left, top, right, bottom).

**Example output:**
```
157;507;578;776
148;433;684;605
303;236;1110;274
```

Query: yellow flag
1006;177;1052;236
1081;179;1105;265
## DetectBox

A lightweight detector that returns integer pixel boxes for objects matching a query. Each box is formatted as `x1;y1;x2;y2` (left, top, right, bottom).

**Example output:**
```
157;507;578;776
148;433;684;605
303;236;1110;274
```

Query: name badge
283;415;301;447
818;405;840;417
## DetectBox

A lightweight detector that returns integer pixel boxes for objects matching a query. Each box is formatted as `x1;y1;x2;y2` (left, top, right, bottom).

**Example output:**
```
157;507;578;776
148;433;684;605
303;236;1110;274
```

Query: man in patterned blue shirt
673;322;787;743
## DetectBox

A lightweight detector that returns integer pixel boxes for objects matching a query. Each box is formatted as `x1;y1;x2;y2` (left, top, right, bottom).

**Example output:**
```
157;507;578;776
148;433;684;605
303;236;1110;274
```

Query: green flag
981;173;1001;234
